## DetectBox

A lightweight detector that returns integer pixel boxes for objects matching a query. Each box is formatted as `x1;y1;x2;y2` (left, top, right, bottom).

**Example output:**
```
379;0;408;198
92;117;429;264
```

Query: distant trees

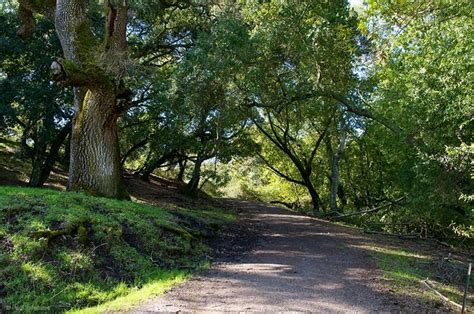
232;1;361;211
0;13;73;187
122;15;254;196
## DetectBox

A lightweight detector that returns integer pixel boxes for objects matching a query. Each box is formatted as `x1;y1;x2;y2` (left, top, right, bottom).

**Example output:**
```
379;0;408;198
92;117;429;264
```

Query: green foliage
0;186;233;311
0;10;73;186
354;0;474;240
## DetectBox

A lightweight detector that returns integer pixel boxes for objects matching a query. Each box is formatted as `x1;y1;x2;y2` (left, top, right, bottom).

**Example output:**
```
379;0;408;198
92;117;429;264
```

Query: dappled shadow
134;200;449;312
124;173;224;211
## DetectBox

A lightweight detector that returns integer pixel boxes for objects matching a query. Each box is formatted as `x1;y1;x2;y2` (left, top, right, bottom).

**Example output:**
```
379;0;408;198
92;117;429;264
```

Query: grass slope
359;241;473;311
0;186;234;312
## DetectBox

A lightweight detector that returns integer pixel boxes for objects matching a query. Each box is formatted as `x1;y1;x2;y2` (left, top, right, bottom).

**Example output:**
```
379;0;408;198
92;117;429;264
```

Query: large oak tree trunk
17;0;134;199
68;88;128;198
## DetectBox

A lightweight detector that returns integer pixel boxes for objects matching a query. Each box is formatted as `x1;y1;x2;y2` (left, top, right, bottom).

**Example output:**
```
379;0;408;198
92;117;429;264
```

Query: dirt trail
132;200;428;313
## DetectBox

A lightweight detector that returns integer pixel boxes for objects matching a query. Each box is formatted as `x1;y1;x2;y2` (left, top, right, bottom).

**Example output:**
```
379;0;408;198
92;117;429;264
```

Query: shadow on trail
134;200;443;312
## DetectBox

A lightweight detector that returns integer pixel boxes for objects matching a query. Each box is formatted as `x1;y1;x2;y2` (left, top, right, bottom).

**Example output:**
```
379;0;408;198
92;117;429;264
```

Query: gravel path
132;200;412;313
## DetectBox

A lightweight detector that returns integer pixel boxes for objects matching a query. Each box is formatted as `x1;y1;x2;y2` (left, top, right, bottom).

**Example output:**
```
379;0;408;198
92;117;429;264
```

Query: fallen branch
423;280;462;310
270;200;298;209
329;196;406;219
363;230;422;239
433;238;452;248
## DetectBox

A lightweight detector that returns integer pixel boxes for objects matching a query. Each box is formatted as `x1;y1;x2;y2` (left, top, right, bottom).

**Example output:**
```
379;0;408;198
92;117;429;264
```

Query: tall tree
237;0;360;211
14;1;213;198
15;0;131;197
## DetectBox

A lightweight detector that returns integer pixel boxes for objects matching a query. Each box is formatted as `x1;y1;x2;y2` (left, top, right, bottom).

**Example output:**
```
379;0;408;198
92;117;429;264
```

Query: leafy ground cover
0;186;234;312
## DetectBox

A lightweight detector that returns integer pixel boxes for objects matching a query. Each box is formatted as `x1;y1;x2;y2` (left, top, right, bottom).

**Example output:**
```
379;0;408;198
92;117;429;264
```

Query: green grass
0;186;234;312
366;244;471;310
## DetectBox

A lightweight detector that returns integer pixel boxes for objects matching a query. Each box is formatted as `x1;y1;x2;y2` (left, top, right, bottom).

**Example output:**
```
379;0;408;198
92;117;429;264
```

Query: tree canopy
0;0;472;241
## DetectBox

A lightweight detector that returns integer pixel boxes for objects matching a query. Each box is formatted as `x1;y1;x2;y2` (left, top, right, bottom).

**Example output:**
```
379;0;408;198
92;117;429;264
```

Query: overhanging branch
257;152;304;185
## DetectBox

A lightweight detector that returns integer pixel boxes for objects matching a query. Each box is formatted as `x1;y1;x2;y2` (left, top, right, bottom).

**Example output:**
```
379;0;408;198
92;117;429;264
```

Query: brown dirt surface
131;200;454;313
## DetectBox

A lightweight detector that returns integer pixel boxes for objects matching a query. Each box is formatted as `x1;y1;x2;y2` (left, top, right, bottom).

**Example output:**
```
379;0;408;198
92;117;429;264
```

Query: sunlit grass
69;270;189;314
0;186;233;312
365;244;468;309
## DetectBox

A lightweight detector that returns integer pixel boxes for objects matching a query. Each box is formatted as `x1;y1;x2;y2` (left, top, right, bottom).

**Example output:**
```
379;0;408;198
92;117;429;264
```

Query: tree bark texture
18;0;130;198
68;88;127;198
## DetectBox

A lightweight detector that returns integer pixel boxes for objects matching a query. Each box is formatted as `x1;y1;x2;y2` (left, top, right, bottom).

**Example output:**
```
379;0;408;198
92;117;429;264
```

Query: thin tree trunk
303;175;323;211
28;124;70;187
327;132;346;212
337;183;347;207
140;152;173;182
185;156;204;196
29;155;45;187
68;88;128;199
177;159;187;182
329;153;340;211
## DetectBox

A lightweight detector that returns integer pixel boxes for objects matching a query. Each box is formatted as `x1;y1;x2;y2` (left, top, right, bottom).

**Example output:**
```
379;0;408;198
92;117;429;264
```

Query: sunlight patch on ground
350;244;432;260
69;273;188;314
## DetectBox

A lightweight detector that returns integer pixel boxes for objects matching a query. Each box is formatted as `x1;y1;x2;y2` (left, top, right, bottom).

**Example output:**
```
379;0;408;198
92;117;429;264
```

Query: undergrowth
0;186;234;312
366;244;472;311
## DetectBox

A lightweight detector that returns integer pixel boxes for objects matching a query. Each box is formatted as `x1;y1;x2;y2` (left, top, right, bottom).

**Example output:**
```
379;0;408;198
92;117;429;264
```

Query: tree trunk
185;156;204;196
303;175;323;211
17;0;130;199
28;124;70;187
326;132;346;212
140;152;173;182
177;159;187;182
68;88;128;199
29;154;46;187
337;183;347;207
329;153;340;211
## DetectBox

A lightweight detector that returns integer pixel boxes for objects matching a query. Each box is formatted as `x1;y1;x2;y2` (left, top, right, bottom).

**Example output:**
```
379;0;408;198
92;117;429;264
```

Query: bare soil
132;200;451;313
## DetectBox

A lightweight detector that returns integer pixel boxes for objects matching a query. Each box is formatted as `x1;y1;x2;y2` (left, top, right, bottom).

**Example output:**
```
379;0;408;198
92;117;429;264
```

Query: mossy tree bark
18;0;130;198
68;88;127;198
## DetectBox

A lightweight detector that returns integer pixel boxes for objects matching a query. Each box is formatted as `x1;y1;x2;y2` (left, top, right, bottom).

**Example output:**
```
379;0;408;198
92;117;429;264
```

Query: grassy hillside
0;186;234;312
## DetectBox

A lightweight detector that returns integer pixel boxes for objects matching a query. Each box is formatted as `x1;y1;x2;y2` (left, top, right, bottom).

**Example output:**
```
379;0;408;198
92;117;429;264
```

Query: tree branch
329;196;406;219
257;152;304;185
50;59;111;88
307;126;329;167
